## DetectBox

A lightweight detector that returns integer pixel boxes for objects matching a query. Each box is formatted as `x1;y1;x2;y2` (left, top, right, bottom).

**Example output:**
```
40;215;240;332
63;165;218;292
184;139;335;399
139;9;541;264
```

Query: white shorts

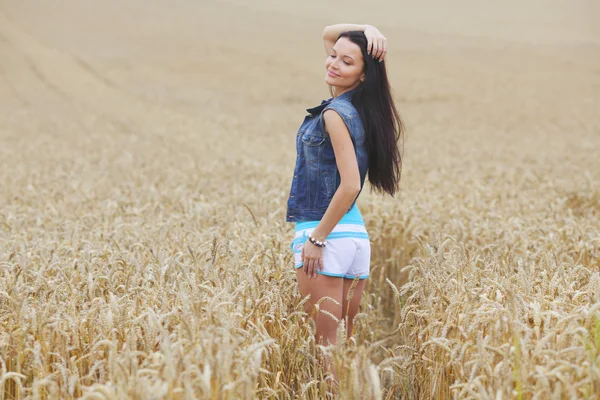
290;224;371;279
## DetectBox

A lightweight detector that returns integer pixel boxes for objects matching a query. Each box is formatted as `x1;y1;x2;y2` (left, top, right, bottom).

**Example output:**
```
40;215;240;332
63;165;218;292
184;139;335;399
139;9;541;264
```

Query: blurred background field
0;0;599;398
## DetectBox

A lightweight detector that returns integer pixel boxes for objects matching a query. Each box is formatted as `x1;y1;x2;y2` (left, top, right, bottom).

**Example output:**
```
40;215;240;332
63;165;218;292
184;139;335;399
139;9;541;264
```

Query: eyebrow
331;48;354;61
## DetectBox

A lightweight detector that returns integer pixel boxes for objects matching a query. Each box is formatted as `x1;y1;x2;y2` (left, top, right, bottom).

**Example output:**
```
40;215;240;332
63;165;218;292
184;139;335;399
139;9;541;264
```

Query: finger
371;42;379;59
380;49;387;61
377;39;384;59
319;257;324;271
301;246;304;262
304;258;309;275
367;38;372;55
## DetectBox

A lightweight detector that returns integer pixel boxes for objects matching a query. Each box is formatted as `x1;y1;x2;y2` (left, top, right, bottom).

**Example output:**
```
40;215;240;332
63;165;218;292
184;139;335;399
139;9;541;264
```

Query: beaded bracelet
308;236;327;248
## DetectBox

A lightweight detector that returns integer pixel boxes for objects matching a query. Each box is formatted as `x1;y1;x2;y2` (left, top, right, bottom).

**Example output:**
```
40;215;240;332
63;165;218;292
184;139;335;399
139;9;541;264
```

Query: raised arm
323;24;388;61
322;24;368;55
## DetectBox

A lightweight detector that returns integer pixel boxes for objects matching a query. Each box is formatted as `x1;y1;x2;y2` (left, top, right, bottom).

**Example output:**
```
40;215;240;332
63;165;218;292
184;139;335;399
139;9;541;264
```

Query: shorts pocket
292;241;303;253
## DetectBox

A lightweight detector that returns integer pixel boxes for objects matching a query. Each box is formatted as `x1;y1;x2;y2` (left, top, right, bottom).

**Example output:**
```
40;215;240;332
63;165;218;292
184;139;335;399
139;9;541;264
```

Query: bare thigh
341;278;366;339
342;278;366;319
296;270;344;343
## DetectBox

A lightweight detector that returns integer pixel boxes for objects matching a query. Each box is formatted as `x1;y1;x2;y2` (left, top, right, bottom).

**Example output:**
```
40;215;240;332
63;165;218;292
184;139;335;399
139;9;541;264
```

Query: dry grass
1;0;599;398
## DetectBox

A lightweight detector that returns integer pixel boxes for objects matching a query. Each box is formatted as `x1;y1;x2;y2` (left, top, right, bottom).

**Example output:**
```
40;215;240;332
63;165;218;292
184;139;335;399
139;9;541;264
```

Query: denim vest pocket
301;131;326;166
301;132;326;146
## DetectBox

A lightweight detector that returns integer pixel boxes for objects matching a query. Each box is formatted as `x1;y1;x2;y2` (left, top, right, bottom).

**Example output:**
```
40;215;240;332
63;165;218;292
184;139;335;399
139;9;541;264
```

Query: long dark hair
329;31;405;197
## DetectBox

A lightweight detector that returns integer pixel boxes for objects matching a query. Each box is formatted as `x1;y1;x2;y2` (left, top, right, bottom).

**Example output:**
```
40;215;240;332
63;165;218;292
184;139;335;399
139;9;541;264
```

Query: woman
286;23;404;380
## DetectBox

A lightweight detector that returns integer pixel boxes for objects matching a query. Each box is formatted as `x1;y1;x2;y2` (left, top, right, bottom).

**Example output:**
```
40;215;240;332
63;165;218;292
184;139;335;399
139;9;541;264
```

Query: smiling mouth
327;70;339;77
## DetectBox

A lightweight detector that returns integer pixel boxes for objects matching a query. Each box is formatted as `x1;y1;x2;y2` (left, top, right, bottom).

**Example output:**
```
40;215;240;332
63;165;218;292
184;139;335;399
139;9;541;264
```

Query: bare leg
296;270;344;382
341;278;366;342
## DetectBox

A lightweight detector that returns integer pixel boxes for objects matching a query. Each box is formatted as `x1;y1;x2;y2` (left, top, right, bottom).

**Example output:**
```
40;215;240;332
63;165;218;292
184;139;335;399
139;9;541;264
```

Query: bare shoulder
323;108;351;143
323;109;350;138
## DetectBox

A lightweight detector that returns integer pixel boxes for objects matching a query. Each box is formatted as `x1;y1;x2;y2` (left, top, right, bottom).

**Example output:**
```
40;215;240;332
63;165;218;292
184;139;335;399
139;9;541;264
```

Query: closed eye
329;54;350;65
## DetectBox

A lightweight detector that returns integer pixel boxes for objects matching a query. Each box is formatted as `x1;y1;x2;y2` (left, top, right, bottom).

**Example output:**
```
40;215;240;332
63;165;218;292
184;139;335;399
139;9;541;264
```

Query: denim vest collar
305;88;356;116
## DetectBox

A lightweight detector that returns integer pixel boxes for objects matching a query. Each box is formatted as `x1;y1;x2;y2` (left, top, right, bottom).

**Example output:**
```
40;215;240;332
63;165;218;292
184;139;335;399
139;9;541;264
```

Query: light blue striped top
289;204;368;250
294;203;365;232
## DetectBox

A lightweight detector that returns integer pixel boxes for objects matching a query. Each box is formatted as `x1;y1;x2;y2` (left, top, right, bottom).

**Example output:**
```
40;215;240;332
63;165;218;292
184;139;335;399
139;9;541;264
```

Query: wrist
310;232;327;242
308;235;328;248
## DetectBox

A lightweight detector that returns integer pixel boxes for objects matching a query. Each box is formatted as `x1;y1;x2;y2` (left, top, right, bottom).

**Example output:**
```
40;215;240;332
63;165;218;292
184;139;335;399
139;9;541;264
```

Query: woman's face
325;37;365;93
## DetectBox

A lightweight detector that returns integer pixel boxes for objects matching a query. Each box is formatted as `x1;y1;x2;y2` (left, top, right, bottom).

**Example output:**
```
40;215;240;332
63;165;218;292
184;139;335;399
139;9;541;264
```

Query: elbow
322;26;330;38
340;182;361;196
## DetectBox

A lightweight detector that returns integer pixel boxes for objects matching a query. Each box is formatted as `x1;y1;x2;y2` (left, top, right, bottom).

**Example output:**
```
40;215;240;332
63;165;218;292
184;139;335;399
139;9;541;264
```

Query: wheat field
0;0;599;398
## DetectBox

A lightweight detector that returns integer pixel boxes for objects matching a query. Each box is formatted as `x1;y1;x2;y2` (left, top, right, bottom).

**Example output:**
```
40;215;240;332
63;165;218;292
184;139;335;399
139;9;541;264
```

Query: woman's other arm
323;24;387;61
323;24;368;54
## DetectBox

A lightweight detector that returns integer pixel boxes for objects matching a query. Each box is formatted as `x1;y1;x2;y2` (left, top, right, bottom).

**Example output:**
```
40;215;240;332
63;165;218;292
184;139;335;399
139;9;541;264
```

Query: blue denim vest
286;88;368;223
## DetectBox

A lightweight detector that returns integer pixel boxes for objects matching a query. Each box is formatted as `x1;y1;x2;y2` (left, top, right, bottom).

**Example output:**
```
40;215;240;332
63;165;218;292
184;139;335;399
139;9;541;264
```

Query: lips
327;70;339;77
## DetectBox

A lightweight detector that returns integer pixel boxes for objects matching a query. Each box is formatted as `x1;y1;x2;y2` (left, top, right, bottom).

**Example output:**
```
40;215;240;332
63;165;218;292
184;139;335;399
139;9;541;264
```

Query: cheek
351;68;362;79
